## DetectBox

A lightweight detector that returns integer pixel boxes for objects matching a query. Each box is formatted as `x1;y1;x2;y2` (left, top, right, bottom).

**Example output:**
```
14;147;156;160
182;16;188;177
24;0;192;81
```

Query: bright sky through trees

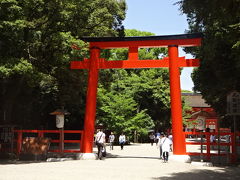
123;0;194;91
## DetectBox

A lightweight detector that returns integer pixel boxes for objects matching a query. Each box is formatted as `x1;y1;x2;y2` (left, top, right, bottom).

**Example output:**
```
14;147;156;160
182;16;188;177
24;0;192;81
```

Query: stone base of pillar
191;161;213;167
169;155;191;163
76;153;97;160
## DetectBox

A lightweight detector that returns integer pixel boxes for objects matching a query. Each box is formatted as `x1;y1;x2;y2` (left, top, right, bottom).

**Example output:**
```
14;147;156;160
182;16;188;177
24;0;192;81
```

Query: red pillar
17;131;22;155
206;132;210;161
168;45;186;155
81;47;100;153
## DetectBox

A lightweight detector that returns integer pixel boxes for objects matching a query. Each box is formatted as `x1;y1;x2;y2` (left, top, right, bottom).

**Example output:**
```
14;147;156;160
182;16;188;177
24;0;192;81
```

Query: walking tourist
155;131;160;145
158;133;164;159
149;132;155;146
95;129;106;160
119;132;126;150
158;133;172;163
108;132;115;150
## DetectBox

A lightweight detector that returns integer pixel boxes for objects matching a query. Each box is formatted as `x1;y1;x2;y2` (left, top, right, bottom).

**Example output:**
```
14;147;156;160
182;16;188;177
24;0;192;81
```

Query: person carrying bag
95;129;106;160
159;133;172;163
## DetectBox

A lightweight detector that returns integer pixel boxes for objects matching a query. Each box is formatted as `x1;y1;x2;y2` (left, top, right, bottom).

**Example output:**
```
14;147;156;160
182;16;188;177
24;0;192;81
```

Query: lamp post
50;109;70;156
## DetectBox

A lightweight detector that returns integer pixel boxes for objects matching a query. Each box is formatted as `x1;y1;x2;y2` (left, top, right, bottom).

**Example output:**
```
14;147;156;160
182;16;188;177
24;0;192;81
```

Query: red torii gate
71;33;202;157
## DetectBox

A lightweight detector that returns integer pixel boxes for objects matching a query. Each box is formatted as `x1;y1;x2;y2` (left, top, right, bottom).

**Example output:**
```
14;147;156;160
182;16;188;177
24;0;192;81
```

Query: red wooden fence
184;131;240;163
14;130;84;155
1;129;239;163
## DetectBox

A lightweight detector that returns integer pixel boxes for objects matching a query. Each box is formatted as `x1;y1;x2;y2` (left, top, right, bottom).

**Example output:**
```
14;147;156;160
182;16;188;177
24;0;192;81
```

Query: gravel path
0;143;239;180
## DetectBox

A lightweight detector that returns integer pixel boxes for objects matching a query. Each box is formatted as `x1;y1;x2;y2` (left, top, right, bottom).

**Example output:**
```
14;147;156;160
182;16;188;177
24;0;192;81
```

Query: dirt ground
0;143;239;180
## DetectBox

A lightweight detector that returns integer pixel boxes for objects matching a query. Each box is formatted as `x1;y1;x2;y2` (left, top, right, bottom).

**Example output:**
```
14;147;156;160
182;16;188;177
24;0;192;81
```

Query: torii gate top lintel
71;33;202;70
81;33;202;49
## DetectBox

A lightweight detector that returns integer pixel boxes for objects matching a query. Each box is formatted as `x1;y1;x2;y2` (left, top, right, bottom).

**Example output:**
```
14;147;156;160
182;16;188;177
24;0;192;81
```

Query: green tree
177;0;240;127
97;29;192;141
97;29;172;141
0;0;126;128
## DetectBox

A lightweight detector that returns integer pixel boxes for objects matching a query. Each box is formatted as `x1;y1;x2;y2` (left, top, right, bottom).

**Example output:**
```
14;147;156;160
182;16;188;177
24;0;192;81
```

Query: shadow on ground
152;167;240;180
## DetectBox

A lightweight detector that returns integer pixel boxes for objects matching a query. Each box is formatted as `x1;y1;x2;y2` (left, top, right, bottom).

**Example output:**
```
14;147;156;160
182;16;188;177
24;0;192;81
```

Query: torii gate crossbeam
70;33;202;157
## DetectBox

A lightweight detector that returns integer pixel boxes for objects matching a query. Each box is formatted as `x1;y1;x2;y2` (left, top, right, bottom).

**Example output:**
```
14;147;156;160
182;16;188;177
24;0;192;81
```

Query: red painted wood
64;140;81;143
14;130;60;133
128;47;138;61
14;130;83;154
206;133;211;161
168;45;186;155
71;59;89;69
49;149;81;153
17;131;22;155
70;58;200;69
81;48;100;153
89;38;201;49
184;132;239;162
70;35;202;156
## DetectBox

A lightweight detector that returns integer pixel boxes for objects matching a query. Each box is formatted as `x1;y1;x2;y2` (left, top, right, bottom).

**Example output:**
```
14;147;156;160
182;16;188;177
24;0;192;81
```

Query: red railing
184;132;240;162
14;130;84;155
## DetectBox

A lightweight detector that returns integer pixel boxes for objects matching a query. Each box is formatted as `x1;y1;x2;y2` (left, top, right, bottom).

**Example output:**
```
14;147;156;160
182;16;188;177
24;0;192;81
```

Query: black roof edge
81;33;203;42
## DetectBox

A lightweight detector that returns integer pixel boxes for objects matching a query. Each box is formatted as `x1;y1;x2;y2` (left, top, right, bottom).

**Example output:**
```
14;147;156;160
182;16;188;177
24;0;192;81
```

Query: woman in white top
158;134;172;162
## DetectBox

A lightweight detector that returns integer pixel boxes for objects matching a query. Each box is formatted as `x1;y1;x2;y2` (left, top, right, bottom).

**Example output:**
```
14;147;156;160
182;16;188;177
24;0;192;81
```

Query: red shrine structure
71;33;202;156
183;93;219;131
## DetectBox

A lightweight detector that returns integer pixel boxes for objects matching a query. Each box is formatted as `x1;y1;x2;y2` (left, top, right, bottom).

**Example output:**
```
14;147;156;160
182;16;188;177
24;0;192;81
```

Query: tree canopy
0;1;192;142
0;0;126;128
177;0;240;127
97;29;176;140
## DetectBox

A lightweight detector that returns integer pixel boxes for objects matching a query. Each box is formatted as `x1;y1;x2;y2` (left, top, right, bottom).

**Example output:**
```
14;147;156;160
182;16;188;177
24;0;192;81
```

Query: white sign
56;115;64;128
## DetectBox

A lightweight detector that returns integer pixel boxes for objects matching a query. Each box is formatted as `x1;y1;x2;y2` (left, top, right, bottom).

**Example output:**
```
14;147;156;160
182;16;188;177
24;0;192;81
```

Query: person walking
95;129;106;160
155;132;160;146
157;133;164;159
119;132;126;150
158;133;172;163
149;132;155;146
108;132;115;150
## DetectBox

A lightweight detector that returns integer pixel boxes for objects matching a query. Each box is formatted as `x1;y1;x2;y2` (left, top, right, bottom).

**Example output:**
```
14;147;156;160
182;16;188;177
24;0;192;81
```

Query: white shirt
95;131;105;143
119;135;126;143
160;137;172;152
149;134;155;140
109;134;115;143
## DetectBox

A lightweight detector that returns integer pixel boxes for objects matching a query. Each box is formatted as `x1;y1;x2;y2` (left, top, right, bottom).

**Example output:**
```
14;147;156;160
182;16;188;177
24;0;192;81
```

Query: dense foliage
0;1;191;142
177;0;240;127
0;0;126;129
97;29;172;141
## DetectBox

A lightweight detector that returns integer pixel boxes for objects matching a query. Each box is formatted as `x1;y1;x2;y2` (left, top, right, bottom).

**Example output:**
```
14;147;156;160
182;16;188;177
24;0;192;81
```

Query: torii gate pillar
168;45;186;154
81;47;100;154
